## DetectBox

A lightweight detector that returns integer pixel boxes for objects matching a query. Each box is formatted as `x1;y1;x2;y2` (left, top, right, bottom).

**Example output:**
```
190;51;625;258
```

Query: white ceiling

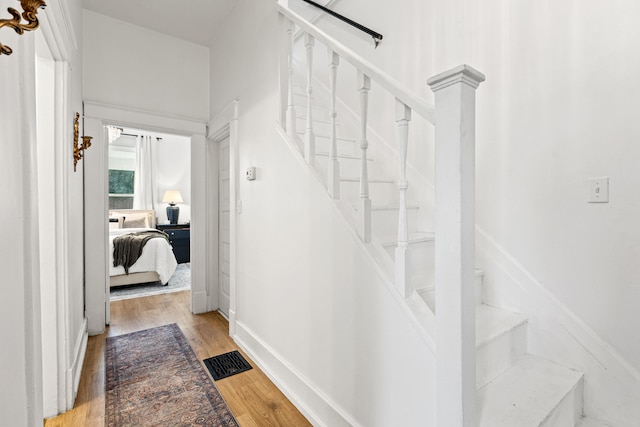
83;0;239;46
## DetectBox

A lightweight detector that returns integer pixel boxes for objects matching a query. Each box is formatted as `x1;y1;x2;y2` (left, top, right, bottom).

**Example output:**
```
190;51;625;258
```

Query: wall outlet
246;167;256;181
588;177;609;203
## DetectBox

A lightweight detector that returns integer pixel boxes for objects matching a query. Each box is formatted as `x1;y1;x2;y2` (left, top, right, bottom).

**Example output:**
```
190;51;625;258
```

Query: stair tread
476;305;527;347
341;176;395;184
295;130;356;143
413;267;484;287
379;232;435;246
294;113;333;125
576;417;612;427
477;355;583;427
315;151;373;161
370;204;420;211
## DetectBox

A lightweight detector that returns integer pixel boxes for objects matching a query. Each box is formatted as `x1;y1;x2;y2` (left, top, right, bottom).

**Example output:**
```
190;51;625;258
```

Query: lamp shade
162;190;183;205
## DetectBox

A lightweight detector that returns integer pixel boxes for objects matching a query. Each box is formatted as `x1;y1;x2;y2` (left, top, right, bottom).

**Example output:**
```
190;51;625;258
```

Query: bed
108;210;177;287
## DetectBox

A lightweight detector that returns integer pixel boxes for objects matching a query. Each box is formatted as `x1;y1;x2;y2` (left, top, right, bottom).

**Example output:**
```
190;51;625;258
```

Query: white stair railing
286;19;297;139
303;33;315;165
327;49;340;199
277;3;484;425
357;71;371;243
394;100;412;298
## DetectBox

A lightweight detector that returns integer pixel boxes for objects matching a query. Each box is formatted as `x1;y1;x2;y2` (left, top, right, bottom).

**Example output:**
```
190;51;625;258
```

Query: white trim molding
476;227;640;425
84;101;207;136
40;0;77;61
83;103;208;335
207;100;239;334
67;318;87;410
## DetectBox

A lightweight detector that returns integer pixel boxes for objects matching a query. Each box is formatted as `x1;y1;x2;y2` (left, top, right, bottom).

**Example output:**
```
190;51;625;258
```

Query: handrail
301;0;383;48
276;1;435;125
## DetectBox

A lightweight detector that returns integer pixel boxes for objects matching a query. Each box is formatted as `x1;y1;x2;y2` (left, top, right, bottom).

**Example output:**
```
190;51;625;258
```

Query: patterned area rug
105;324;238;426
110;263;191;301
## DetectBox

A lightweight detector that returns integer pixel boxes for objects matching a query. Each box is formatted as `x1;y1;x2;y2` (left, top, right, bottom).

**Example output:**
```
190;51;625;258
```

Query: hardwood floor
44;291;311;426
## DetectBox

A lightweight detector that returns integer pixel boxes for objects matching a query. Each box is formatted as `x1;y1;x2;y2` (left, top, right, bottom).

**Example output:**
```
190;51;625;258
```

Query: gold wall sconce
73;112;93;172
0;0;47;56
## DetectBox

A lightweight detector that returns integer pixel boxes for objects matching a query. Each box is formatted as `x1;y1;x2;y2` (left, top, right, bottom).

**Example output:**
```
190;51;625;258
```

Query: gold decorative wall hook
0;0;47;56
73;112;93;172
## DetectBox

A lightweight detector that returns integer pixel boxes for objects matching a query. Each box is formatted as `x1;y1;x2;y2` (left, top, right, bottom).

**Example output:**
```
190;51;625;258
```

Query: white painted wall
83;10;209;121
209;1;436;425
156;134;191;224
0;22;43;426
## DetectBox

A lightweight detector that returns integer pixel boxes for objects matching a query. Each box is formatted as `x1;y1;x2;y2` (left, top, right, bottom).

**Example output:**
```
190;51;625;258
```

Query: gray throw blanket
113;230;169;274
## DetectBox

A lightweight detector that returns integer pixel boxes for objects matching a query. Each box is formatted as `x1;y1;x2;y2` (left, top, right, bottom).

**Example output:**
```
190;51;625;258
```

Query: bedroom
107;127;192;300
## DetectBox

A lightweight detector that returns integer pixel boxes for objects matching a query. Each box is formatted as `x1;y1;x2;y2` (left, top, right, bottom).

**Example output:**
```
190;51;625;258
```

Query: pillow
122;214;149;228
109;216;125;229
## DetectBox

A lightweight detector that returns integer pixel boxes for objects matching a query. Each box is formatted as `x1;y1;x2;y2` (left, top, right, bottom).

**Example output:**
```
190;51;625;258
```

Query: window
109;169;134;209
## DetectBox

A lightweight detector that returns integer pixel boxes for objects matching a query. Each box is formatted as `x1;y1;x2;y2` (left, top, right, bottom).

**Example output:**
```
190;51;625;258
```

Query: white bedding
109;228;177;284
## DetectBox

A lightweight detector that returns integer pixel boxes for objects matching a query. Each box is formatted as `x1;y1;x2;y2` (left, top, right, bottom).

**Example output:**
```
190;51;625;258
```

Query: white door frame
207;101;239;334
83;102;209;334
38;0;81;415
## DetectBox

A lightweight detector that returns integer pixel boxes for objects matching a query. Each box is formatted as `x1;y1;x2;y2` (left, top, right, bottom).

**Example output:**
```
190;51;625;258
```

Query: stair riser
316;155;376;178
295;116;340;135
541;378;584;427
371;208;421;237
293;92;330;109
476;322;528;389
292;102;329;121
385;240;434;284
416;274;484;312
311;135;358;157
341;181;399;206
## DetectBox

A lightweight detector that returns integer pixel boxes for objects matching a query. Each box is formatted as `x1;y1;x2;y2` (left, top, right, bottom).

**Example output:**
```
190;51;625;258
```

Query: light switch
588;177;609;203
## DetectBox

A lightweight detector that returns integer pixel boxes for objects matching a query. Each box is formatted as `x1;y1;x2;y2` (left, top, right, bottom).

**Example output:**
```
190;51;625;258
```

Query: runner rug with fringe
105;323;238;426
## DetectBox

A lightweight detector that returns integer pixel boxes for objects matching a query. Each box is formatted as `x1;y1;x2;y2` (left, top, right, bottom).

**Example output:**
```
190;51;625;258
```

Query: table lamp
162;190;183;224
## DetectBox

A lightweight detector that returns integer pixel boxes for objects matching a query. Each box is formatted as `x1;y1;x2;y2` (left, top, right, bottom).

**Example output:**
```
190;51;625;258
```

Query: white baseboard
233;321;360;427
191;290;208;314
476;227;640;426
67;317;88;411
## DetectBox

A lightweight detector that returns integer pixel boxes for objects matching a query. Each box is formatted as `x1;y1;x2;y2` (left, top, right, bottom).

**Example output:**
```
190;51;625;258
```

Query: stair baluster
357;72;372;242
327;50;340;199
304;33;316;165
394;100;412;298
286;20;296;139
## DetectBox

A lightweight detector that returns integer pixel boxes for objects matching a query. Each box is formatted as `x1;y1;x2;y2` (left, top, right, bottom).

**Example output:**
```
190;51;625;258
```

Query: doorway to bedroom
106;126;192;302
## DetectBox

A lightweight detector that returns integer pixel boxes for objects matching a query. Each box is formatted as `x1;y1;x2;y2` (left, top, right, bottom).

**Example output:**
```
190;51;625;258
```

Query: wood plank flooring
44;291;311;427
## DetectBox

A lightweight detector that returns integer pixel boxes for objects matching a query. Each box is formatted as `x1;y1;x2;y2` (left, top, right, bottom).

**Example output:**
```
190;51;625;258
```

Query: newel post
427;65;485;427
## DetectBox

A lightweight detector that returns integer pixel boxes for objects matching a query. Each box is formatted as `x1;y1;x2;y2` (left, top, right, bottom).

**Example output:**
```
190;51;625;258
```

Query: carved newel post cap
427;64;486;91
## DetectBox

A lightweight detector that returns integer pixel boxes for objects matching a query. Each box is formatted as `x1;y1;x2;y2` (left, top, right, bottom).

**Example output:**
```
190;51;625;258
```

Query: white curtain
133;134;157;210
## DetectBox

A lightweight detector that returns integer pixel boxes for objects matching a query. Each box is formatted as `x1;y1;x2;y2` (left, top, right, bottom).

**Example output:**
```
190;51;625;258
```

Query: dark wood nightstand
157;223;190;263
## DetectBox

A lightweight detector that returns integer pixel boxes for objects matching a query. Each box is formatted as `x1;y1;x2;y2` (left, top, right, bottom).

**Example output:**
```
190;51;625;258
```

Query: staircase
277;2;598;426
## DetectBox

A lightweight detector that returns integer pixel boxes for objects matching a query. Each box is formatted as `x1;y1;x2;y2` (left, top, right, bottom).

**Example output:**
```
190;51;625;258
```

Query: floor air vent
203;350;253;381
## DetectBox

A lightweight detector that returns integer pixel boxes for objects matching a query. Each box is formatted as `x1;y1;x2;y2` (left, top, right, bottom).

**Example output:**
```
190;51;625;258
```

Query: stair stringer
276;124;437;348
